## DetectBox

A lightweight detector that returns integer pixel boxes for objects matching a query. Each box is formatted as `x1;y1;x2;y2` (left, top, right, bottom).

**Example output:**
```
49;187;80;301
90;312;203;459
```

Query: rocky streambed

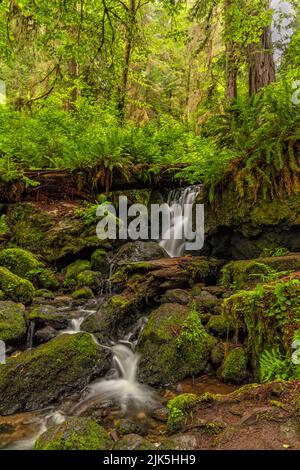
1;198;300;450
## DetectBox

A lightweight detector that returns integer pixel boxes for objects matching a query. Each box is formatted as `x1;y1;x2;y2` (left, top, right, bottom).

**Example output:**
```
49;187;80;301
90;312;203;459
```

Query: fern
260;348;292;382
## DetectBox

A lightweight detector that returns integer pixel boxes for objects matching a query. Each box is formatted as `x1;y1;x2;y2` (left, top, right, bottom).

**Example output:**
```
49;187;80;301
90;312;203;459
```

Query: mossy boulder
201;188;300;259
77;270;102;292
167;393;199;432
64;260;91;286
34;289;55;300
221;255;300;290
28;305;69;329
160;289;192;305
38;269;59;291
71;287;94;300
222;278;300;371
210;342;225;367
0;248;42;280
219;347;248;384
5;203;109;263
0;290;5;301
0;267;35;304
0;301;26;345
113;241;168;265
81;294;136;342
90;249;110;277
137;303;216;385
207;315;233;338
34;417;113;450
0;333;107;414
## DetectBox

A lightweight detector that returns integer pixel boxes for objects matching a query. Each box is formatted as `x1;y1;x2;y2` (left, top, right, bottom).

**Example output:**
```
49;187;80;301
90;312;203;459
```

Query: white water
73;344;157;415
159;185;201;258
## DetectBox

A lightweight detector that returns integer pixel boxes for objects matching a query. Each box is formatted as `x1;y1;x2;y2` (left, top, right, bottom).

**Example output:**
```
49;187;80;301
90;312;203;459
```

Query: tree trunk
248;25;276;95
117;0;136;119
225;0;238;103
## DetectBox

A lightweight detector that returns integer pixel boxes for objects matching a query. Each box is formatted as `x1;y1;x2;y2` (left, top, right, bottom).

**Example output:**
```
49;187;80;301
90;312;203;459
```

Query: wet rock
211;342;225;367
0;333;107;414
137;303;216;385
116;419;144;436
34;417;113;450
162;433;201;450
193;291;219;313
34;325;57;344
28;305;69;330
90;249;110;277
37;269;59;291
34;289;55;300
160;289;192;305
113;434;155;451
76;270;102;292
151;406;169;422
113;241;168;265
207;315;233;338
64;260;91;289
0;301;26;345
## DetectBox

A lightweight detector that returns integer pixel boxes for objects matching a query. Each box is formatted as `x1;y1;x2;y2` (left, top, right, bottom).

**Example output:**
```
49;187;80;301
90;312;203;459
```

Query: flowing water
159;185;202;258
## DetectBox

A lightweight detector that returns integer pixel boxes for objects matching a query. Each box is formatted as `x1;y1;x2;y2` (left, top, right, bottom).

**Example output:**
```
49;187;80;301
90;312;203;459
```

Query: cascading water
73;344;157;415
159;185;202;258
26;321;35;349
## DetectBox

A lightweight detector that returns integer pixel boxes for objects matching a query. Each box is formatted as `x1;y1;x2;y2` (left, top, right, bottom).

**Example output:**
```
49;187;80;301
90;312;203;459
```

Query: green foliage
260;347;292;382
167;393;199;431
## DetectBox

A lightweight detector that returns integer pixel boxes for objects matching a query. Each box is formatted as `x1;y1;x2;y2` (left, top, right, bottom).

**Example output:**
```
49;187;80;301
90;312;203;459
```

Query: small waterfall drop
26;321;35;349
73;344;157;414
159;185;201;258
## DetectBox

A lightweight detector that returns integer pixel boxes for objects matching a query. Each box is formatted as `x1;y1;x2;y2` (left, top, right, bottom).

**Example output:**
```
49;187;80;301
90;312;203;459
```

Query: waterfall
26;321;35;349
72;344;157;414
159;185;201;258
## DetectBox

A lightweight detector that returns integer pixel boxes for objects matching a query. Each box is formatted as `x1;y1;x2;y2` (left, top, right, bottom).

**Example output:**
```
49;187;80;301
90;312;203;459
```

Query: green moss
223;279;300;364
207;315;231;338
138;303;215;385
0;248;42;280
34;289;55;299
0;267;35;304
0;290;5;301
220;347;248;384
0;301;26;344
34;417;113;450
0;332;106;414
38;269;59;291
77;270;102;291
90;249;109;276
71;287;94;299
221;258;294;290
182;258;219;286
65;260;91;283
167;393;199;432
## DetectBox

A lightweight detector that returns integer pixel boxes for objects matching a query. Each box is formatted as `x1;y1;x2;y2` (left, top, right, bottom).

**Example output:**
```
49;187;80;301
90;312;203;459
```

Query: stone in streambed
114;434;155;451
28;305;69;330
34;417;112;450
0;332;107;414
137;303;216;385
0;301;26;345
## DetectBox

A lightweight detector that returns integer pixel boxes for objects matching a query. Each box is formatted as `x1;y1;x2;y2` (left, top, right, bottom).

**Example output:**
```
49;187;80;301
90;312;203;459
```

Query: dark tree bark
248;22;276;95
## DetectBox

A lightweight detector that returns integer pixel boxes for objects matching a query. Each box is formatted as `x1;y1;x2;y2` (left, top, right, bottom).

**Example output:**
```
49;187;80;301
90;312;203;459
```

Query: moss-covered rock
201;186;300;259
219;347;248;384
34;417;112;450
64;260;91;285
207;315;233;338
34;289;55;300
222;278;300;369
0;247;42;280
137;303;215;385
5;203;109;263
28;305;69;329
0;290;6;300
71;287;94;299
0;301;26;345
90;249;110;276
167;393;199;432
113;241;168;265
0;267;35;304
38;269;59;291
77;270;102;292
0;333;107;414
210;342;225;367
221;255;300;290
160;289;192;305
81;294;136;342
